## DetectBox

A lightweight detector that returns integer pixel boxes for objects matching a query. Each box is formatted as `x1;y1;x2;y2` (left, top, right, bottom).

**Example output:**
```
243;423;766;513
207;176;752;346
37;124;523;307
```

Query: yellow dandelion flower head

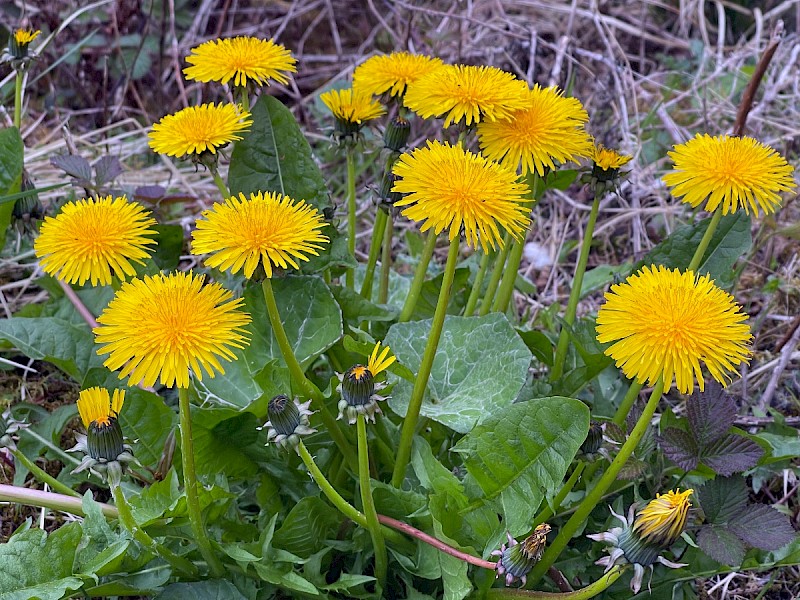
403;64;529;128
352;52;444;97
34;195;158;286
191;191;329;279
662;134;796;216
14;28;41;45
596;265;752;394
477;84;593;176
183;36;297;87
367;342;396;377
633;488;693;547
148;102;252;158
94;271;251;388
392;140;531;251
77;387;125;429
320;87;386;125
592;144;632;171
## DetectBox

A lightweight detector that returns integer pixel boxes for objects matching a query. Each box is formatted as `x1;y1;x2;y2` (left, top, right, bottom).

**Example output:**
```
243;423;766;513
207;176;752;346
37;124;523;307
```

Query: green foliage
0;127;23;248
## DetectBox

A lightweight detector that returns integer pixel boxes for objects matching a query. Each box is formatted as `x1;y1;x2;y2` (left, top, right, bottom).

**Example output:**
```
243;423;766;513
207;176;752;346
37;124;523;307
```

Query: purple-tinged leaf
687;382;736;446
701;434;764;476
134;185;166;203
50;154;92;182
697;476;748;524
729;504;797;551
93;156;123;187
604;422;626;444
697;525;746;566
617;457;648;480
658;427;699;472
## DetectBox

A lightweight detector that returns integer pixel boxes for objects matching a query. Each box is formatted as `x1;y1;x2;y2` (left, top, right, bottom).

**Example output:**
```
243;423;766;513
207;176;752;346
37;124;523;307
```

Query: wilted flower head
320;87;386;139
34;196;158;286
596;265;752;394
148;102;252;159
477;85;592;176
662;134;795;216
353;51;443;98
337;342;396;424
404;64;529;128
492;524;552;587
588;489;693;593
69;388;136;484
94;271;251;388
191;191;329;279
392;140;531;252
184;36;296;87
262;395;316;450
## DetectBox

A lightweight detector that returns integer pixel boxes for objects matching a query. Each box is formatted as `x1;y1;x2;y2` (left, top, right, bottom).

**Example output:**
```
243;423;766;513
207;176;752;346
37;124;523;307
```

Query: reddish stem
58;279;98;329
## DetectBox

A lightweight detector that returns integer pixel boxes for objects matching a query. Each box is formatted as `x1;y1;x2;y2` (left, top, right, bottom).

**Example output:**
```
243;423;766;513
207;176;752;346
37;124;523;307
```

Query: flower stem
210;167;230;200
530;461;585;530
485;565;624;599
493;172;538;314
13;70;23;129
612;380;643;426
0;484;118;518
357;415;387;591
551;193;602;381
379;211;393;304
346;148;357;288
480;234;512;316
238;86;250;113
392;237;460;487
111;482;198;577
464;250;491;316
178;387;223;577
360;208;388;300
687;207;723;272
398;229;438;322
525;379;664;585
9;447;80;498
262;278;357;470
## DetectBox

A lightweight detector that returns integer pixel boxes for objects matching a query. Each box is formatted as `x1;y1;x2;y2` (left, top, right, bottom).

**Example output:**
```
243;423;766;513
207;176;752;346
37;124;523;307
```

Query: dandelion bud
590;144;631;185
8;28;40;60
492;524;551;587
263;395;316;450
384;115;410;152
580;420;604;456
379;171;403;206
336;342;396;424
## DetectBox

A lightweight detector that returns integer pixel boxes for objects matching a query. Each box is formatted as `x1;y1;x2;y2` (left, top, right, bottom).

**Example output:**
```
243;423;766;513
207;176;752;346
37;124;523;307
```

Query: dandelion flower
94;271;251;388
13;28;40;45
392;140;530;251
191;191;329;278
77;387;125;429
589;489;693;593
592;144;632;171
184;36;296;87
477;85;592;176
662;134;795;215
320;87;385;137
404;64;529;127
596;265;751;394
34;195;158;286
148;103;252;158
353;52;443;97
338;342;396;424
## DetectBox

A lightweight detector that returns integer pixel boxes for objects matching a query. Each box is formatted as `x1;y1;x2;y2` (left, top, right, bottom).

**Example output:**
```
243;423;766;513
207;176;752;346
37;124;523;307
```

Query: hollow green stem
493;172;539;314
379;211;393;304
551;193;602;380
530;461;585;530
111;482;198;577
238;86;250;113
210;167;230;200
346;148;357;288
0;484;118;518
9;447;80;498
486;565;624;599
360;208;388;300
687;207;723;272
612;380;643;426
392;237;460;487
480;235;512;316
178;387;223;577
357;415;387;590
262;278;357;470
13;70;23;129
464;250;491;316
398;229;438;322
526;379;664;585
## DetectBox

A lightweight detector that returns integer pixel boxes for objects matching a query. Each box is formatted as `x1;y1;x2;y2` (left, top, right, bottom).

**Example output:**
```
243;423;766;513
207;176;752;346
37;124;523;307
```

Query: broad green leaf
430;504;472;600
190;406;260;478
150;225;184;271
0;317;103;382
273;497;342;558
354;264;412;311
83;562;171;597
0;127;24;249
516;329;554;367
412;267;471;320
228;95;330;210
117;388;177;468
252;563;319;596
386;314;532;433
77;492;130;577
156;580;248;600
411;437;468;504
128;470;182;526
0;522;83;600
453;397;589;535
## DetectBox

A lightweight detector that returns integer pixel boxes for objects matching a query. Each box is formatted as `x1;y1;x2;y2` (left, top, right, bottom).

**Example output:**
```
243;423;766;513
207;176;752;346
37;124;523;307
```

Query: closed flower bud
492;524;551;587
262;394;316;450
379;171;403;206
384;115;410;151
580;420;604;456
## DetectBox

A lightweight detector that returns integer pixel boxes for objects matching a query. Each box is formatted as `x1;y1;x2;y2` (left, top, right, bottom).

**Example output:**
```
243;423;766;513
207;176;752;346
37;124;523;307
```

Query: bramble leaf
696;475;748;523
658;427;699;472
687;382;735;445
728;504;797;551
700;434;763;477
697;526;746;566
